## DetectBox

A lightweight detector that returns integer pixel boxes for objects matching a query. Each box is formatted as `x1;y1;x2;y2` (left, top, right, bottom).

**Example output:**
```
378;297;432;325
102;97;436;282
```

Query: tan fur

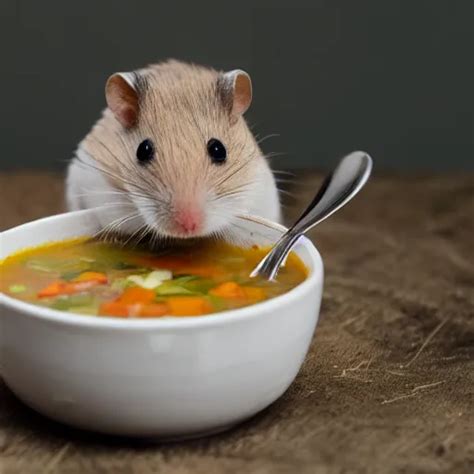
83;61;256;194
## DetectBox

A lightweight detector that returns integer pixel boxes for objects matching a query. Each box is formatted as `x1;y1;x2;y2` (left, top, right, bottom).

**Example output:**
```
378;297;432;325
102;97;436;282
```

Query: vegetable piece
117;287;155;304
156;284;196;296
98;287;157;317
50;293;94;310
8;284;26;294
37;279;104;298
126;270;172;289
139;303;169;317
208;282;266;304
166;296;213;316
99;301;142;317
38;281;71;298
72;271;108;284
209;281;245;299
183;278;215;293
61;270;83;281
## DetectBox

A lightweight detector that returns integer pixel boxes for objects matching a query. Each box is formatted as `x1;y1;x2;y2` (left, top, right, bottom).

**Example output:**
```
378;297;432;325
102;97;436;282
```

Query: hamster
66;60;281;243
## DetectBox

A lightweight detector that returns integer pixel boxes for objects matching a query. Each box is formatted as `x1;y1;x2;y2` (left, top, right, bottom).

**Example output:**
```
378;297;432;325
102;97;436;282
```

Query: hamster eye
136;139;155;164
207;138;227;165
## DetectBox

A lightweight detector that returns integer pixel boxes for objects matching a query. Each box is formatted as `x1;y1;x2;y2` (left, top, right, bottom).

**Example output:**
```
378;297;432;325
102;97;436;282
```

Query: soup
0;238;308;318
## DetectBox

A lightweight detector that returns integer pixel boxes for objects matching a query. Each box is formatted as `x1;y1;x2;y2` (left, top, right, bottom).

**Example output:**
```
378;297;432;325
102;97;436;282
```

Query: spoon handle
251;151;373;280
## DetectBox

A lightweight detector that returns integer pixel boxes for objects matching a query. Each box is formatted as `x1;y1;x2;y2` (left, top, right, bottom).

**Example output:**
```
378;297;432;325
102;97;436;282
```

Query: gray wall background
1;0;473;172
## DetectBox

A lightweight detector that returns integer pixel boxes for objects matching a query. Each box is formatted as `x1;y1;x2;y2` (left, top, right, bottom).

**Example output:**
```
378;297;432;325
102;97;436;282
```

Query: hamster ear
105;72;139;128
218;69;253;117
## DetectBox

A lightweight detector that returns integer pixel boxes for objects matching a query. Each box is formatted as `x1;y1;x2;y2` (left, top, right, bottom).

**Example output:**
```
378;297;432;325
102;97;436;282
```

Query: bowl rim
0;211;323;331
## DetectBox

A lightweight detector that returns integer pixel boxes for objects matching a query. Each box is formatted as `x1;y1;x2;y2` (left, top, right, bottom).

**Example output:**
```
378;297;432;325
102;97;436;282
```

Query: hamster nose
174;206;203;234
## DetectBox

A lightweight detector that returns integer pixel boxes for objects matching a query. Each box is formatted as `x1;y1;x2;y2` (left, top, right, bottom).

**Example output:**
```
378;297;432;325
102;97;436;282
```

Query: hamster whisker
214;188;251;200
75;156;155;198
213;180;254;197
271;169;296;177
274;178;298;185
93;134;167;191
277;188;298;198
120;222;152;248
213;157;254;190
96;212;142;242
80;202;137;211
92;135;166;193
227;221;272;241
68;192;149;211
256;133;280;145
234;214;286;231
70;190;129;199
77;142;151;194
92;136;131;171
70;183;154;206
264;152;286;160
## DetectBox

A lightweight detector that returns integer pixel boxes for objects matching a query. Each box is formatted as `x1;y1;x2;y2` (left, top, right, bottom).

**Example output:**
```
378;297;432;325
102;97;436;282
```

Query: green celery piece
156;284;197;296
50;294;95;311
183;278;215;293
155;275;208;296
9;284;27;294
170;275;198;284
61;270;84;281
50;297;73;311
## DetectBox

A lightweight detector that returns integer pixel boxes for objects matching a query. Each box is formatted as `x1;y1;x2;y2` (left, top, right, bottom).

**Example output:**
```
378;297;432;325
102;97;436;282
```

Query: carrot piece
209;282;245;299
166;296;213;316
100;301;142;317
38;279;104;298
139;303;169;317
72;271;108;284
38;281;69;298
99;287;159;318
68;280;102;292
118;287;155;305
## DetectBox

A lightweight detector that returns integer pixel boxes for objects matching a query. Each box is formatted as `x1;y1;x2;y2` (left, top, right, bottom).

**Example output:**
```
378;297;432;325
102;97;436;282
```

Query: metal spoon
251;151;373;280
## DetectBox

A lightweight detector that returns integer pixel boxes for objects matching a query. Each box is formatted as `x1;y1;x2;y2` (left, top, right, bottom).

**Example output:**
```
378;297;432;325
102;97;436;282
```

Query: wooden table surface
1;172;473;474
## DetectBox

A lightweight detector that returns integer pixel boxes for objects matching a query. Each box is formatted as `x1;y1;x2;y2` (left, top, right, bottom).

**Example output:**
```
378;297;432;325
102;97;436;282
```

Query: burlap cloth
1;172;472;474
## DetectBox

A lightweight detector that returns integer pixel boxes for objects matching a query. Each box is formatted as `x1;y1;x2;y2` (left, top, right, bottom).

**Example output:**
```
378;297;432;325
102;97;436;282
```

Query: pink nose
174;207;203;234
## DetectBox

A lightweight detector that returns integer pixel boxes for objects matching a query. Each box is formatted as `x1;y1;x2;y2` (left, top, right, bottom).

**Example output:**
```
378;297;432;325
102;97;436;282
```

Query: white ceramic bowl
0;210;323;438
